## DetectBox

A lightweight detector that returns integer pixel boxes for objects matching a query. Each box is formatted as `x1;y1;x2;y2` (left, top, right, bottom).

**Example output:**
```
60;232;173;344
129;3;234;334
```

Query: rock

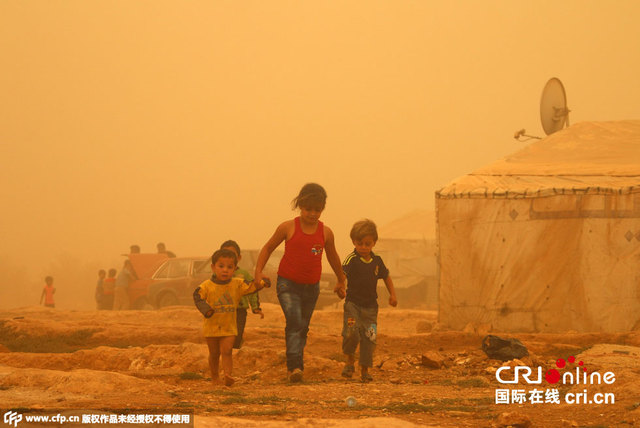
415;321;433;333
561;420;579;427
496;412;532;428
501;358;525;368
421;351;445;369
485;366;498;375
389;377;402;384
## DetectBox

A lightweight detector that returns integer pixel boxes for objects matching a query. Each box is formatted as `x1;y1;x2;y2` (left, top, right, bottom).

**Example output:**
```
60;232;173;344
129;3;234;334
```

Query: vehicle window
169;260;190;278
155;260;190;279
193;260;210;275
154;262;170;279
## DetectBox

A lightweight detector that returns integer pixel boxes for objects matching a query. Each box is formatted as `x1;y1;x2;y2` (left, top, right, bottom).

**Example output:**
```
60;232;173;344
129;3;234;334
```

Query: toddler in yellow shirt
194;248;268;386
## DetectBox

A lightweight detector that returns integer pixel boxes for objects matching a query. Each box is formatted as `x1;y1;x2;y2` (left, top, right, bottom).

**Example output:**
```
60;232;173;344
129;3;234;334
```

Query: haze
1;1;639;308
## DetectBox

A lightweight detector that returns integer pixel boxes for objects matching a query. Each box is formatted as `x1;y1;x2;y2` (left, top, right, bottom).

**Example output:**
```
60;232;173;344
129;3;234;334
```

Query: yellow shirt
197;277;257;337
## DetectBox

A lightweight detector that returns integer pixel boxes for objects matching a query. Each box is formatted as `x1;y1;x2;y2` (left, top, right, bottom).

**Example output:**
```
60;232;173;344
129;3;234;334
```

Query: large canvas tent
376;210;437;308
436;121;640;333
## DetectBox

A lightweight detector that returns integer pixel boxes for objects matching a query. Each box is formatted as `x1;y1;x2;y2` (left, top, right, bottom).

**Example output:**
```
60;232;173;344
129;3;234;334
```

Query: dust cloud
1;2;640;309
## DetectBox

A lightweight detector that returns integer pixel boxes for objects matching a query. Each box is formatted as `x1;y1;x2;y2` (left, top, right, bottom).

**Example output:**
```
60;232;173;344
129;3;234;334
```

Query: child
40;276;56;308
95;269;106;310
335;219;397;383
101;269;117;310
254;183;346;383
219;240;264;349
193;248;267;386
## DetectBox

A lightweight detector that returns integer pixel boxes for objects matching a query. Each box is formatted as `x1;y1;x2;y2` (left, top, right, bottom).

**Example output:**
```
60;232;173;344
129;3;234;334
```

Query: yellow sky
1;1;640;289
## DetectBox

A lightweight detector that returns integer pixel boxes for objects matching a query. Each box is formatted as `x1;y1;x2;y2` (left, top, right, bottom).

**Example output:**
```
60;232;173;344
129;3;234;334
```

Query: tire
157;292;179;308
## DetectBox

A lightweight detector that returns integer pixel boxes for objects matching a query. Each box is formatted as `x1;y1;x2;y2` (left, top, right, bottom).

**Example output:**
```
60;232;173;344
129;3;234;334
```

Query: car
126;253;171;309
144;257;212;308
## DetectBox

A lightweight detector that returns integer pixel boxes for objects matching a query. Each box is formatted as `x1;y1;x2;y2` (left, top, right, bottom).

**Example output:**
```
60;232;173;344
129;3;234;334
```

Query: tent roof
378;210;435;240
437;120;640;199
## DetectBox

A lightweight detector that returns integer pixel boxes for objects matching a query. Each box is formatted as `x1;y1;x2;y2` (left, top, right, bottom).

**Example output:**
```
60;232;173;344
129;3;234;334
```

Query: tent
436;121;640;332
375;210;438;308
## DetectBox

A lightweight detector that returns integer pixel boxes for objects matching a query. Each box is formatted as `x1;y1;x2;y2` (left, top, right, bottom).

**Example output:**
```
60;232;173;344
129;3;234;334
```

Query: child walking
219;240;264;349
254;183;346;383
335;219;397;382
40;276;56;308
194;249;267;386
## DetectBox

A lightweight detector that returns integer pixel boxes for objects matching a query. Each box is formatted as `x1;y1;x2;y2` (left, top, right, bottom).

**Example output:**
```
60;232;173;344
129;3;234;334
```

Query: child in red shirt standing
40;276;56;308
254;183;346;383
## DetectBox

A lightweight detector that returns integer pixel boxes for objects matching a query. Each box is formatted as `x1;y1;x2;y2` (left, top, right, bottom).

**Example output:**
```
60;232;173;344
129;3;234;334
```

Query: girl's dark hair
211;248;238;265
220;240;241;255
291;183;327;210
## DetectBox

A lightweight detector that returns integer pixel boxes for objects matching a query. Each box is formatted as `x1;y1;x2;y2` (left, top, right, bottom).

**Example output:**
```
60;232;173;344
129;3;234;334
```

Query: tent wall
437;192;640;332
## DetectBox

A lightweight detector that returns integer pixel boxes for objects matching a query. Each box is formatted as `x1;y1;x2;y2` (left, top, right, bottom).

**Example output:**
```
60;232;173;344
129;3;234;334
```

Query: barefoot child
193;249;267;386
254;183;346;383
219;240;264;349
335;219;397;382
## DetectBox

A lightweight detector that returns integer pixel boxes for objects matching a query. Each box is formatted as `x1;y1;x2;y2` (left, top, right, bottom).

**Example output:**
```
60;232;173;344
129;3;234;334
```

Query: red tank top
278;217;325;284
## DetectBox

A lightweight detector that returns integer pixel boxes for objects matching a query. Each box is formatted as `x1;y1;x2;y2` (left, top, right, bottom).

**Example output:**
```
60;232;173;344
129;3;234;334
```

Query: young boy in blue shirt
334;219;397;382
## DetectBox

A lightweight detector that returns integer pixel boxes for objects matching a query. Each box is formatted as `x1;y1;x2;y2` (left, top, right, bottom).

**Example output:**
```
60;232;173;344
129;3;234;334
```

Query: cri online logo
496;355;616;385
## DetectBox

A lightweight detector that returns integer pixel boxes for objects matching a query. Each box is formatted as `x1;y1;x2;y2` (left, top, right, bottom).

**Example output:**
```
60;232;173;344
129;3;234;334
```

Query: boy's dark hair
45;276;54;284
350;219;378;241
98;269;106;276
108;268;117;277
220;240;241;255
211;248;238;265
291;183;327;210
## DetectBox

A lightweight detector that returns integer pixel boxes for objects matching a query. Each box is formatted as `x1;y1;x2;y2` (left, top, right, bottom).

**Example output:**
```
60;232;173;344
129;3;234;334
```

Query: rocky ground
1;304;640;427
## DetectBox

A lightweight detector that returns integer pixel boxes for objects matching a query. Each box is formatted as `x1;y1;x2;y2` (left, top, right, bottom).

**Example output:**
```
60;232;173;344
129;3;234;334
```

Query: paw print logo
311;245;324;256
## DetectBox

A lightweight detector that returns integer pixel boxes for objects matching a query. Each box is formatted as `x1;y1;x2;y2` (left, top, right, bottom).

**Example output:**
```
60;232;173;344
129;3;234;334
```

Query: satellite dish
540;77;570;135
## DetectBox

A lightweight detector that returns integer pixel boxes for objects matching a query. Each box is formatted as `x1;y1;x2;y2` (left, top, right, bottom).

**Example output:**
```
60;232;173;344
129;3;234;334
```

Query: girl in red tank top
277;217;325;284
254;183;346;382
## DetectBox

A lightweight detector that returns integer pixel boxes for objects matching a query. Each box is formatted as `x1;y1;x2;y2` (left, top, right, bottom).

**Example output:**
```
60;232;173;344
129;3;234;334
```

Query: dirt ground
1;304;640;427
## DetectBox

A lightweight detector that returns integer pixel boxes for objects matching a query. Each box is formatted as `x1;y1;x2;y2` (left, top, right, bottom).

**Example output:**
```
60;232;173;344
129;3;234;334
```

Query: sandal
341;364;355;378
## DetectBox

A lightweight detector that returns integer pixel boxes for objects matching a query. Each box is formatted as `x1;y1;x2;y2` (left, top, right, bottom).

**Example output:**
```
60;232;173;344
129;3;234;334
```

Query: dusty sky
1;1;640;300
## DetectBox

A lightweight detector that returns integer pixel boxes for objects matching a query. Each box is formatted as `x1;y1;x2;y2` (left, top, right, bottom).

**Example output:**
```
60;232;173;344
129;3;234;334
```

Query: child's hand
388;295;398;307
262;277;271;288
334;283;346;299
253;308;265;319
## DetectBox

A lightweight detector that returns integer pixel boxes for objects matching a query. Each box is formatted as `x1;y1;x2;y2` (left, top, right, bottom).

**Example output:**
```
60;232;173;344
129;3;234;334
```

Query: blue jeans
342;301;378;368
276;276;320;371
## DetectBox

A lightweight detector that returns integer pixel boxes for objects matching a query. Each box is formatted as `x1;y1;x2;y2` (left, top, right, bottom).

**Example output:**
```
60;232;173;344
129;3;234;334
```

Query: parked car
145;257;212;308
127;253;170;309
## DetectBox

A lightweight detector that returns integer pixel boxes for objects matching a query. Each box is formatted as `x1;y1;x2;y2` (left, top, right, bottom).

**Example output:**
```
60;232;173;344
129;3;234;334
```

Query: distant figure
95;269;106;310
101;268;117;310
130;245;141;254
219;240;264;349
157;242;176;258
113;260;137;310
254;183;346;383
40;276;56;308
336;219;397;383
193;249;267;387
